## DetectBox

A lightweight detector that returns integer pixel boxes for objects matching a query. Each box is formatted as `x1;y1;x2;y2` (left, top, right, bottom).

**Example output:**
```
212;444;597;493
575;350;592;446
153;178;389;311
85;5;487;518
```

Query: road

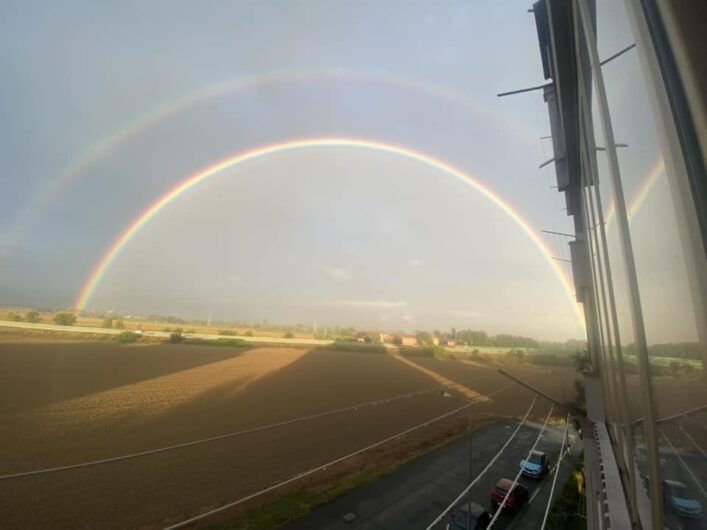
284;418;581;530
0;320;333;346
635;441;707;530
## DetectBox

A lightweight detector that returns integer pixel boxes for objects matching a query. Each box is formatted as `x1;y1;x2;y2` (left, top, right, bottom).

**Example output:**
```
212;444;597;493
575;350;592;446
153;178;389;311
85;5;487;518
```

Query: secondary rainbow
74;137;584;326
6;68;538;247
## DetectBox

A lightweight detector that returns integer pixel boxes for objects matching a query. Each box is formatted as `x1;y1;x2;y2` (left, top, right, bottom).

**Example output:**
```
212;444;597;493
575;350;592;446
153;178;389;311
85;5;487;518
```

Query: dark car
490;478;529;513
450;502;491;529
520;450;550;479
663;479;703;519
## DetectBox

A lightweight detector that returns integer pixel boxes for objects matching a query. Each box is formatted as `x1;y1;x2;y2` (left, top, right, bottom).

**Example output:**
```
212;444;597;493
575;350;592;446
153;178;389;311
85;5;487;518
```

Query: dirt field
0;341;572;529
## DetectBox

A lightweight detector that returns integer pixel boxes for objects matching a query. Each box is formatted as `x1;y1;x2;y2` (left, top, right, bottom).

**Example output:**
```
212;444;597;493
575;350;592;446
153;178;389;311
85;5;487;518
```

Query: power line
424;396;539;529
540;411;572;530
0;383;470;481
161;384;514;530
659;428;707;499
678;422;707;462
487;404;555;529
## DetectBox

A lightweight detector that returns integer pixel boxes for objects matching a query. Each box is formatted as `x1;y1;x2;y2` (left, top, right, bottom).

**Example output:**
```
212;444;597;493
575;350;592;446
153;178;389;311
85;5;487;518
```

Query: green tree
572;350;592;372
114;320;124;329
416;331;433;346
101;317;114;329
53;312;77;326
391;335;403;346
25;310;41;323
8;312;22;322
458;329;489;346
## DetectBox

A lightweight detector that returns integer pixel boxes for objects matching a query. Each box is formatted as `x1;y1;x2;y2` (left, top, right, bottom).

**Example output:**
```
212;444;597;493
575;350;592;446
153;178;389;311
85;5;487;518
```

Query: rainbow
5;68;537;247
604;158;665;226
74;137;584;327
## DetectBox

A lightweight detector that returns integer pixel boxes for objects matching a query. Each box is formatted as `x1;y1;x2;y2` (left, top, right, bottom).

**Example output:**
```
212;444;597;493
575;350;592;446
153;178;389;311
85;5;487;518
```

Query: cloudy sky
1;0;589;339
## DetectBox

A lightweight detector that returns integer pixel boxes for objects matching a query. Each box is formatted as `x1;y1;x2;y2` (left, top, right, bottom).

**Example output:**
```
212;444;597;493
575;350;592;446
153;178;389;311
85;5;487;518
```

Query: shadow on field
146;346;438;439
0;342;252;414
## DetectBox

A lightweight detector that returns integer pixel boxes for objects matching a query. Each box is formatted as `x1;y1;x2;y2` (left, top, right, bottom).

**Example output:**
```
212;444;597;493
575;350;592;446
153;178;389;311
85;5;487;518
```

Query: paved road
635;442;707;530
284;419;581;530
0;320;333;346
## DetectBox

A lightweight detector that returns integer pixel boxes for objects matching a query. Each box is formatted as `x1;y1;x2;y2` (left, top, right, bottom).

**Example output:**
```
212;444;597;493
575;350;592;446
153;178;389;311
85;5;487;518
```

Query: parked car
449;502;491;529
490;478;529;513
663;480;703;519
520;450;550;479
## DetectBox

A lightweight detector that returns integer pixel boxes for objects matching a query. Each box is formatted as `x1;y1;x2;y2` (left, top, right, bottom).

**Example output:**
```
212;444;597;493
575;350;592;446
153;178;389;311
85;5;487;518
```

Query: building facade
533;1;706;528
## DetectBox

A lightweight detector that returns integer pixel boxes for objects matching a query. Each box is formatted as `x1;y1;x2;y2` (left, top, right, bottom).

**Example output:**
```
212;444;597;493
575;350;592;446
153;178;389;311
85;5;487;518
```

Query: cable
540;411;571;530
424;396;538;529
487;404;555;529
677;422;707;462
0;383;462;480
160;384;513;530
660;427;707;499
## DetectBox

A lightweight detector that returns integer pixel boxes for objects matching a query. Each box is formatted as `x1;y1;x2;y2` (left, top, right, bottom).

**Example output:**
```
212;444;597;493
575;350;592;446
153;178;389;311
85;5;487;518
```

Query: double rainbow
5;68;537;247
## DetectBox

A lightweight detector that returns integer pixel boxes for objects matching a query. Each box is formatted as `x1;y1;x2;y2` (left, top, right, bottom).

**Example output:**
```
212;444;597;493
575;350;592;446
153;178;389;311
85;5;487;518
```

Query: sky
0;0;588;340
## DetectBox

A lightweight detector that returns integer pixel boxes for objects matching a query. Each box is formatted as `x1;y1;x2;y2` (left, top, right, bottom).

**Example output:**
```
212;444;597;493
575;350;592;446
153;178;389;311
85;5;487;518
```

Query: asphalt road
284;418;581;530
635;442;707;530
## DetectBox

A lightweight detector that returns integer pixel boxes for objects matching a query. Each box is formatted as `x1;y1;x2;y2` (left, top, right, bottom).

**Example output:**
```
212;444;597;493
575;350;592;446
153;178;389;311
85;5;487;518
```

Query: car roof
530;450;545;456
496;478;528;492
664;479;687;488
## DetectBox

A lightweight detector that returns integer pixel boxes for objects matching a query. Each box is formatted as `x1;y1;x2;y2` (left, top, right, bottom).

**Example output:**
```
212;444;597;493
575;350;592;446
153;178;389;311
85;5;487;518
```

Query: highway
284;418;581;530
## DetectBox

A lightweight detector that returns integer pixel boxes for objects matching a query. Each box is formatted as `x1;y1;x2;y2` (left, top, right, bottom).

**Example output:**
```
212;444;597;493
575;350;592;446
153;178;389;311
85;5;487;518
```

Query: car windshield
669;483;690;499
528;453;544;464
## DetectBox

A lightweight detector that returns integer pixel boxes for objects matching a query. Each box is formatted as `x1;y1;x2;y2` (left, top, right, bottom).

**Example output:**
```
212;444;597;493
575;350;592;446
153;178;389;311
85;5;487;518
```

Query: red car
491;478;529;513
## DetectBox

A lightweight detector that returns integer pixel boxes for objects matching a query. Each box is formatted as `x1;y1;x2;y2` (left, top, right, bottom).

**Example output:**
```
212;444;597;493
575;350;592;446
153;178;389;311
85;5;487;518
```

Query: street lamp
441;390;473;530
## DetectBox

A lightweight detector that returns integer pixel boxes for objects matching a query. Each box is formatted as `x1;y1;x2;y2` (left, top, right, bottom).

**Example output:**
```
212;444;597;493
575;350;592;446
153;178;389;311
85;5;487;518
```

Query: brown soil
0;343;571;529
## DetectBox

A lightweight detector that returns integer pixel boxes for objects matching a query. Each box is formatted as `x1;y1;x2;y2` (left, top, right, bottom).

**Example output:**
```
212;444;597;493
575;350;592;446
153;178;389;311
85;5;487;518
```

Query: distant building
443;338;457;347
378;332;394;343
432;336;440;346
401;335;417;346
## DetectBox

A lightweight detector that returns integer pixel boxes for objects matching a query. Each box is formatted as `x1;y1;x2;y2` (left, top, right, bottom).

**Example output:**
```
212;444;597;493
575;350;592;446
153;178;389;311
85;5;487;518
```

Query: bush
114;320;124;329
574;378;586;411
53;312;77;326
244;330;254;337
25;310;41;323
507;349;526;362
544;458;585;529
101;317;113;328
114;331;139;343
169;331;183;343
283;331;295;339
572;350;592;372
8;312;22;322
219;329;237;336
